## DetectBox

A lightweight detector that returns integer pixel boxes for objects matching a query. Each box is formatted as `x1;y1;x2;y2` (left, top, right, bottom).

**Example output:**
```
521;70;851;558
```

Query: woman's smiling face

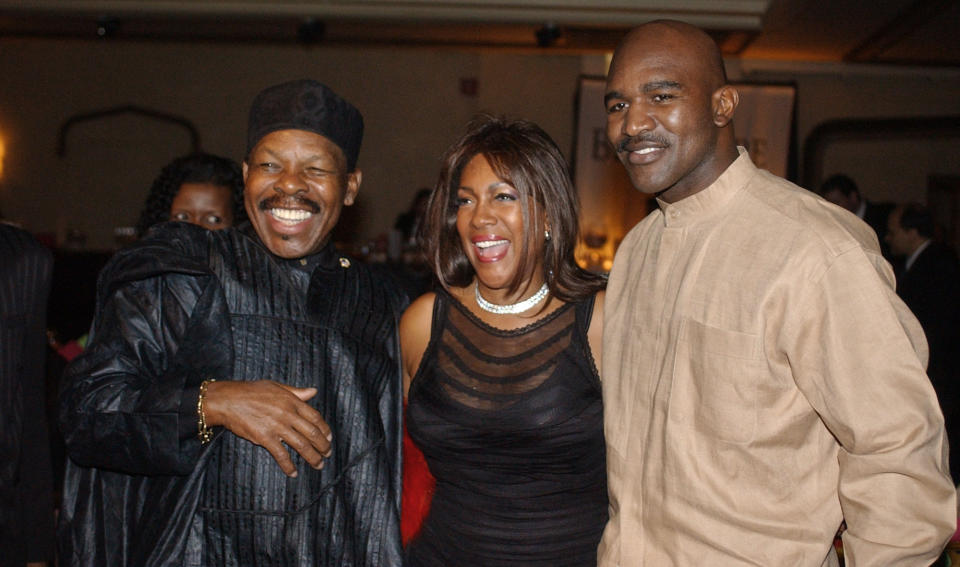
455;153;544;296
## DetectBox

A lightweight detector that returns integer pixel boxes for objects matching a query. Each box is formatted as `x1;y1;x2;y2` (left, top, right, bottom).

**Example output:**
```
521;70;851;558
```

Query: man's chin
260;234;325;259
618;161;658;195
627;174;665;196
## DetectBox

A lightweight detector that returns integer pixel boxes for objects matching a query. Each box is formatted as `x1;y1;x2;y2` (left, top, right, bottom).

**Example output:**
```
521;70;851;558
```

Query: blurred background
0;0;958;255
1;4;959;564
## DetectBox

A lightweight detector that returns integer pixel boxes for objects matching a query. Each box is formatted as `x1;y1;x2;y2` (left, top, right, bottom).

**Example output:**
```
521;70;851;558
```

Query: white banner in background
730;83;796;178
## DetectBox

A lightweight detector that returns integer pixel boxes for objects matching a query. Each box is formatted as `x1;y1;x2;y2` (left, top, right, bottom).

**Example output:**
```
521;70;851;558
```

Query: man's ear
712;85;739;128
242;161;249;182
344;168;362;206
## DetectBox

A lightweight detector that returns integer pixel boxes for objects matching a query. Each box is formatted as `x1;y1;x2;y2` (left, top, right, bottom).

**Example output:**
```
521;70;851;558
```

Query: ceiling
1;0;958;67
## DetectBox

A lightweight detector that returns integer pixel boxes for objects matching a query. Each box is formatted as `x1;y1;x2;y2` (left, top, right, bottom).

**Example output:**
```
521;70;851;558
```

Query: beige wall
728;60;960;203
1;38;958;250
0;39;582;250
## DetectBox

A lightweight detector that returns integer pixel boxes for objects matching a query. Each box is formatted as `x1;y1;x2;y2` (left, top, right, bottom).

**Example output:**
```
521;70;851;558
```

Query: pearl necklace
475;281;550;315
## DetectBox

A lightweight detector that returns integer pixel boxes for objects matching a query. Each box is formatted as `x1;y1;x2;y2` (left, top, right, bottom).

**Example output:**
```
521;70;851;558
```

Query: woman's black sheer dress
405;289;608;566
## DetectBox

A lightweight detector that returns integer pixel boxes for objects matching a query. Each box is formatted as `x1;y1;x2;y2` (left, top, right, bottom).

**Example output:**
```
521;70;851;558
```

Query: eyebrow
254;148;286;162
458;181;512;192
255;148;328;164
604;80;684;104
603;90;622;105
644;80;682;92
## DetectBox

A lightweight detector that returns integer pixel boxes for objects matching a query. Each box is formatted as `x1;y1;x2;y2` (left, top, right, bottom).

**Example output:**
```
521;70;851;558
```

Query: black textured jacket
58;222;406;566
0;223;56;566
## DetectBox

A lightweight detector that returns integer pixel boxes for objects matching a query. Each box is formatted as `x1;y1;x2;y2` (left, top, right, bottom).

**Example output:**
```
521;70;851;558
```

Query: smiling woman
454;152;540;300
400;115;609;566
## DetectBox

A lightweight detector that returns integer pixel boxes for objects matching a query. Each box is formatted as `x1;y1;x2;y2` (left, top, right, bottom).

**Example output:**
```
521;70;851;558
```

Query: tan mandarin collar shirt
600;150;955;566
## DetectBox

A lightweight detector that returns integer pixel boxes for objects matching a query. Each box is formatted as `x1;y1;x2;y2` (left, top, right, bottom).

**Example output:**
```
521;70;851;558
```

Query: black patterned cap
246;79;363;171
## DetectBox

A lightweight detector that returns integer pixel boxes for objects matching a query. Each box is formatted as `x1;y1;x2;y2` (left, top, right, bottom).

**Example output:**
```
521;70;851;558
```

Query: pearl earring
544;229;551;241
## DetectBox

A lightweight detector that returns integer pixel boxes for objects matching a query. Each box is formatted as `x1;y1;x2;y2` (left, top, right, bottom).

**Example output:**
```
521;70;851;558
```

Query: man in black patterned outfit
58;80;406;566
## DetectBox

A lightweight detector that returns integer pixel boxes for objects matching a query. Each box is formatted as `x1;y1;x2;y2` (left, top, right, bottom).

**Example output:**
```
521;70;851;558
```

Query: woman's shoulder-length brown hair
419;114;605;303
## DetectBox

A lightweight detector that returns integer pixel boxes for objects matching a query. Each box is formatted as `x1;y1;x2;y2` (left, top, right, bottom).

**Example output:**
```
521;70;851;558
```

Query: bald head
603;19;739;202
613;20;727;92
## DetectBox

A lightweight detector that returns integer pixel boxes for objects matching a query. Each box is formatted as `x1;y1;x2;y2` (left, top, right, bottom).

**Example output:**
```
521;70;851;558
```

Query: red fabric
401;406;435;545
57;340;84;362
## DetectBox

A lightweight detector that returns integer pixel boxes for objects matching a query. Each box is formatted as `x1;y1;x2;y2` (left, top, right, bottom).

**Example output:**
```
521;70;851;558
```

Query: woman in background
401;115;607;566
135;152;245;236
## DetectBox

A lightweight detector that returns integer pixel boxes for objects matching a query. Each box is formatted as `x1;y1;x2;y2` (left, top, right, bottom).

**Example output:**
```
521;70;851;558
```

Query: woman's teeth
476;239;508;248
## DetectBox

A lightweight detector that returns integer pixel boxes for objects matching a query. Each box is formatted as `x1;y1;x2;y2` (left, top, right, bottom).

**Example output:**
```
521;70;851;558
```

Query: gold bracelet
197;379;216;444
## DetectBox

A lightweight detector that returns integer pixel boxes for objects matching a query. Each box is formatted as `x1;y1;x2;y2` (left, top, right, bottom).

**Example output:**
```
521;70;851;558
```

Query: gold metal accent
197;379;216;444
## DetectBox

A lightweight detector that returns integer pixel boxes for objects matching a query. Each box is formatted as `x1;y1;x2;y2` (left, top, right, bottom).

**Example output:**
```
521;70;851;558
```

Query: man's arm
59;271;226;475
201;380;331;477
783;248;955;566
60;258;332;478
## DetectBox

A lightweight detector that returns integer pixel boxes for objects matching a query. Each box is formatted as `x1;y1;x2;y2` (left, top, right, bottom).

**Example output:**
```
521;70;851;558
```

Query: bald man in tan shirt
600;20;955;566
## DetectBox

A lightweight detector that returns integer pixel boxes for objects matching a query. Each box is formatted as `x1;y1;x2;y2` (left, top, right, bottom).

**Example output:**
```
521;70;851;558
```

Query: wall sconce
0;133;6;182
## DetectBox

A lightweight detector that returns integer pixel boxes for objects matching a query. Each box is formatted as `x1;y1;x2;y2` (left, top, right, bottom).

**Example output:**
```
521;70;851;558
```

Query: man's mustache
616;134;670;154
258;195;321;213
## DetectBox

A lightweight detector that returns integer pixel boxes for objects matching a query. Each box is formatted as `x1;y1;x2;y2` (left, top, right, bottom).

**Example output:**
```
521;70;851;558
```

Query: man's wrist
197;379;217;444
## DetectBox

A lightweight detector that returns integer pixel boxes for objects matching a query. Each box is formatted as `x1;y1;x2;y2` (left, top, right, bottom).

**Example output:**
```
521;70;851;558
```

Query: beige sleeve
782;248;955;566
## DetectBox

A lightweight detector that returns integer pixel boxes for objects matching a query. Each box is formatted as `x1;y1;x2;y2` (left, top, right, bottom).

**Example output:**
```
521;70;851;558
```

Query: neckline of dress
444;287;574;337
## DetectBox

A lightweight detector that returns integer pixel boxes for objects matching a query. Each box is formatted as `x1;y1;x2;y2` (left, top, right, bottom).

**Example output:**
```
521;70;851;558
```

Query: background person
393;187;431;248
887;202;960;484
390;187;435;298
0;221;56;567
48;153;247;450
58;79;406;566
401;115;608;566
135;152;246;237
600;20;954;566
818;173;895;260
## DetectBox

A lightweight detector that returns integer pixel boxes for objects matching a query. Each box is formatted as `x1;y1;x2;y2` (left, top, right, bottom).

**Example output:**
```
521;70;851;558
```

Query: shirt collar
280;239;344;273
656;147;756;228
237;222;347;272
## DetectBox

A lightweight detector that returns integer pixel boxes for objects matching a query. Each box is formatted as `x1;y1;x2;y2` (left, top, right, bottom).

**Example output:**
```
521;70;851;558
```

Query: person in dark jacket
819;173;895;260
0;222;56;567
887;202;960;483
58;79;407;566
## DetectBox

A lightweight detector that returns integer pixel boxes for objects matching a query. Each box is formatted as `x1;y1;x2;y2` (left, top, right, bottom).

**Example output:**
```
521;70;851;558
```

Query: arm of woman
398;291;437;545
399;292;436;399
588;289;605;378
